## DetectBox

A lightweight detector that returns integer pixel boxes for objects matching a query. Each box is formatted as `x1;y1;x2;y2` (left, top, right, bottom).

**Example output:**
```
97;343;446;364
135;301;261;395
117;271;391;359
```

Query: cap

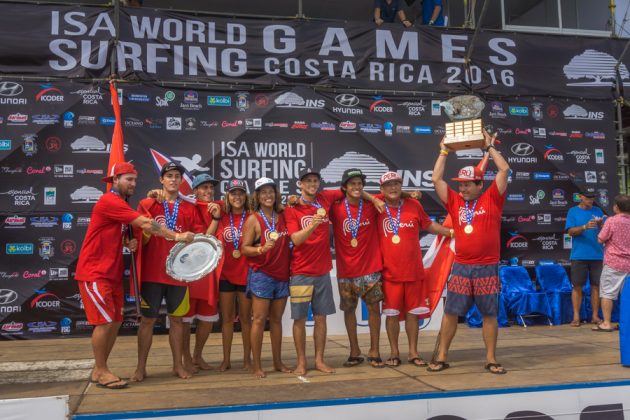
102;162;137;183
380;171;402;185
160;162;185;177
341;168;366;185
298;167;321;181
192;173;218;189
254;177;276;191
452;166;483;182
227;179;247;192
580;187;597;198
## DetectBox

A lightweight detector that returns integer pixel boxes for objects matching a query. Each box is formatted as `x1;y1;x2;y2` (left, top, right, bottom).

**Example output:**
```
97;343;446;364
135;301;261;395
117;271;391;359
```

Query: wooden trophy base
444;119;486;151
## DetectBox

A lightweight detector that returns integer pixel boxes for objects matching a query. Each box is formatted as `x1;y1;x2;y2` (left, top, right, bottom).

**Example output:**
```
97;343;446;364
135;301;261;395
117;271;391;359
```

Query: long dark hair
249;185;283;213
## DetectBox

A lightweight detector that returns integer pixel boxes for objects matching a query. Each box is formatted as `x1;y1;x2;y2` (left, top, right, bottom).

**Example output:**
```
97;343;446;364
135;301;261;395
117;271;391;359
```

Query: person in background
422;0;444;26
374;0;413;27
565;188;605;327
595;194;630;332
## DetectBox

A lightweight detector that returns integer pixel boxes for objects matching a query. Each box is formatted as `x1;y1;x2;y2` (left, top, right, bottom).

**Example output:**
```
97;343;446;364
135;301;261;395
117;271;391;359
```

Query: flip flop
592;325;615;332
485;363;507;374
570;320;581;327
385;357;401;367
427;361;450;372
342;356;364;367
367;356;386;368
96;379;128;389
408;357;428;367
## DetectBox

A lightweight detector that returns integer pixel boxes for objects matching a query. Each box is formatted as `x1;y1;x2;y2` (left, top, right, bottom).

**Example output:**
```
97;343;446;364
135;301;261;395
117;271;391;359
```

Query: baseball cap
452;166;483;182
341;168;366;185
380;171;402;185
102;162;137;183
192;173;218;189
160;162;185;177
298;167;321;181
227;179;247;192
580;187;596;198
254;177;276;191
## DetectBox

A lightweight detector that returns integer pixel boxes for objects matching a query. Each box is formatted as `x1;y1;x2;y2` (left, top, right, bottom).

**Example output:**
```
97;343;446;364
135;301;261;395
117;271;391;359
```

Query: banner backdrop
0;4;629;99
0;3;621;338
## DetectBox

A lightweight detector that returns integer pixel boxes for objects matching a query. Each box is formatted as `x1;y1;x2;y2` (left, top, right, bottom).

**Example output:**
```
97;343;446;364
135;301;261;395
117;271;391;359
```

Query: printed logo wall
0;3;621;338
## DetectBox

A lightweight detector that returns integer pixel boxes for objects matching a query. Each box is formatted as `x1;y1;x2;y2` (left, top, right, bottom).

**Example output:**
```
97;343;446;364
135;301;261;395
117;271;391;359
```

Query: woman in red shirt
241;177;292;378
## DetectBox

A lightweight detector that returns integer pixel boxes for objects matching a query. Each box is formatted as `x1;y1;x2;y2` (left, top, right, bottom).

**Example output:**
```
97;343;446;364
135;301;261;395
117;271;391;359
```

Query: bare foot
173;366;193;379
315;361;335;374
242;359;252;371
293;364;307;376
183;360;200;374
131;368;147;382
218;360;231;372
274;363;293;373
253;368;266;378
194;357;212;371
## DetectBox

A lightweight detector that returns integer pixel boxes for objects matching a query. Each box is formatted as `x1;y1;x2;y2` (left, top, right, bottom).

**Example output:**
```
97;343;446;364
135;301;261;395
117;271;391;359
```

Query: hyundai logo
0;289;18;305
0;82;23;97
511;143;534;156
335;94;359;107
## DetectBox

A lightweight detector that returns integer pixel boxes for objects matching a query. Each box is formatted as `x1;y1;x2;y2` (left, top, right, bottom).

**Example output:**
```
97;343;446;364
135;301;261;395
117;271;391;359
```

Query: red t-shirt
377;198;432;282
248;211;290;281
330;197;382;278
138;198;204;286
189;200;224;300
76;192;142;283
285;190;344;277
216;210;250;285
444;181;506;265
195;199;225;227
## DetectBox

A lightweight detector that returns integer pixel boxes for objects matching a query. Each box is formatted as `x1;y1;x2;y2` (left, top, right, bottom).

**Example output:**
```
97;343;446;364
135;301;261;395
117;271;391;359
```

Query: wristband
429;20;434;25
449;229;454;239
486;144;496;151
212;216;222;221
439;149;449;156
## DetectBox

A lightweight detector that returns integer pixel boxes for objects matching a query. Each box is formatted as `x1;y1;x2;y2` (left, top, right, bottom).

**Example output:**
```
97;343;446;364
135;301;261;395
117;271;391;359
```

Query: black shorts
140;281;189;318
570;260;603;288
219;279;247;293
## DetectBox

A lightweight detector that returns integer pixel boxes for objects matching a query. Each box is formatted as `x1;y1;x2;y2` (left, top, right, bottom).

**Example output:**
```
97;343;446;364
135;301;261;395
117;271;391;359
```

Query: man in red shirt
428;131;510;374
377;171;453;367
132;162;201;381
330;168;387;368
285;167;345;376
76;162;193;389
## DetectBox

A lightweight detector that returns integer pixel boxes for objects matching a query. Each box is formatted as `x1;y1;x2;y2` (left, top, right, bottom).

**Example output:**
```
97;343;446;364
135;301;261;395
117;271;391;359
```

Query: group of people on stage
77;129;513;389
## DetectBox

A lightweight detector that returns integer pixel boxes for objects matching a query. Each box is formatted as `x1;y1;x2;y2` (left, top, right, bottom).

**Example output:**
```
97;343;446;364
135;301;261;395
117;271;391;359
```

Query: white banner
0;396;68;420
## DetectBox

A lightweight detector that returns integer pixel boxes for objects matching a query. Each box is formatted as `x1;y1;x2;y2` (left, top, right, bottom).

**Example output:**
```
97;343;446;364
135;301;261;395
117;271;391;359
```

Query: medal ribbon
258;209;276;234
344;198;363;241
464;199;478;227
384;200;402;237
163;198;180;231
229;211;246;250
301;196;322;209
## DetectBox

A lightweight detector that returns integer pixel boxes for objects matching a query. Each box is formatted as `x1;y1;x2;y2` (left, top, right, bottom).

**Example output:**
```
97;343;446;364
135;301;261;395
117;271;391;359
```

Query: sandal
96;379;128;389
408;357;428;367
427;361;450;372
367;356;385;368
570;320;581;327
342;356;364;367
385;357;401;367
485;363;507;374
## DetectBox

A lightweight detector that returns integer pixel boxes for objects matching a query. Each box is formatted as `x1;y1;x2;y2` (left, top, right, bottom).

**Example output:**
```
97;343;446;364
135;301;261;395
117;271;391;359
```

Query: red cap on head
380;171;402;185
102;162;137;183
452;165;483;182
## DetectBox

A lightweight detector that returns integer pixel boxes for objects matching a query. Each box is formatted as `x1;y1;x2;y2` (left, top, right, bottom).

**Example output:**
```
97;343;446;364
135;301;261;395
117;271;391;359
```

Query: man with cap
377;171;453;367
565;187;605;327
330;168;388;368
429;130;510;374
284;167;347;375
132;162;203;381
181;173;222;373
76;162;194;389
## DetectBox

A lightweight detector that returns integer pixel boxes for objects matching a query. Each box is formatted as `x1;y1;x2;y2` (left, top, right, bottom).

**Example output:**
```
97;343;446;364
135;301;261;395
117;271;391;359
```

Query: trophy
440;95;486;151
166;234;223;282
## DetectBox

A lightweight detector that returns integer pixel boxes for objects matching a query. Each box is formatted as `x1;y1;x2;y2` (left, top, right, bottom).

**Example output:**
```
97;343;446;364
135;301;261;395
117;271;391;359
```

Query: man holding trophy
428;96;510;375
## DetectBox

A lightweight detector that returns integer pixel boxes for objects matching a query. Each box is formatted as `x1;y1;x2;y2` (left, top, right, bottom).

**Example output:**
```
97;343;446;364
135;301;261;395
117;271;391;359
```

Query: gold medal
350;238;358;248
392;234;401;244
464;224;473;234
316;208;326;217
232;250;241;259
269;231;279;241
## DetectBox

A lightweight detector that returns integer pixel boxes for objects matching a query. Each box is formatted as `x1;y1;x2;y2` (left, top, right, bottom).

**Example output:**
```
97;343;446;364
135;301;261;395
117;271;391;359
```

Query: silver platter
166;234;223;282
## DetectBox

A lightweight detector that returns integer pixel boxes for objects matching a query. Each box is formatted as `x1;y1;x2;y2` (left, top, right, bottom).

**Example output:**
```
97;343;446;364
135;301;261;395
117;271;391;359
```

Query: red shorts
183;298;219;323
78;280;124;325
382;280;428;317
